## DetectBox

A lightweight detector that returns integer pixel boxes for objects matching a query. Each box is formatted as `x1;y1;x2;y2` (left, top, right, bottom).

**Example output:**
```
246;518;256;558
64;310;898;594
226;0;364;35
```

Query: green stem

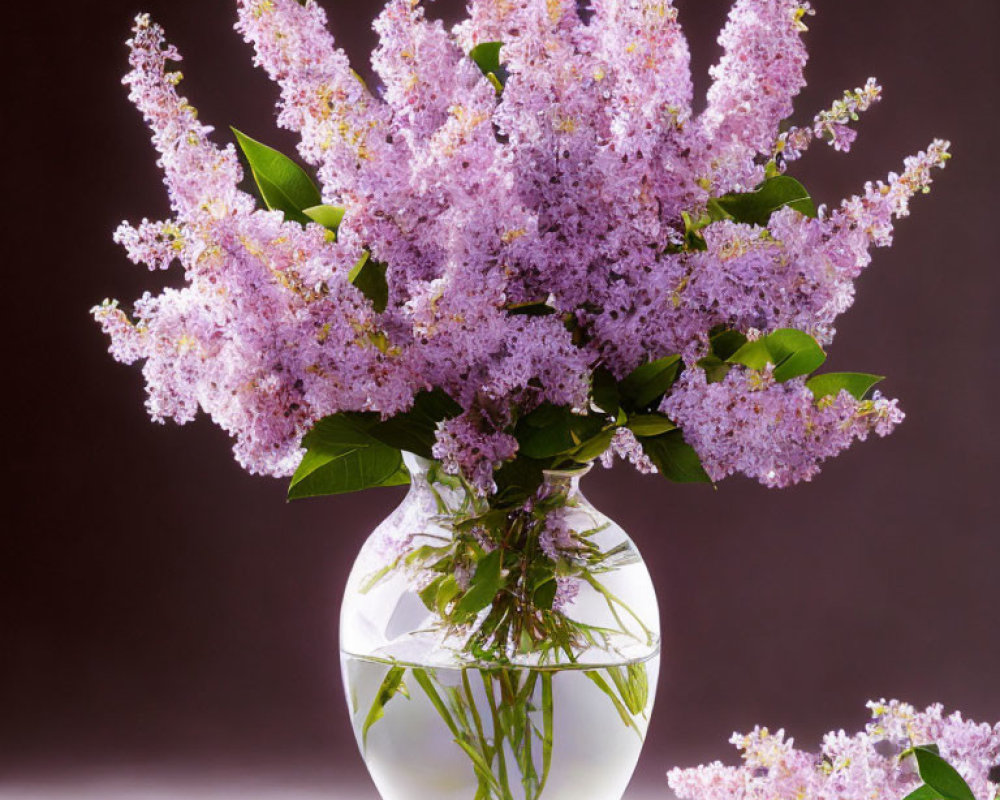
462;669;493;799
538;672;555;798
581;572;654;644
482;671;515;800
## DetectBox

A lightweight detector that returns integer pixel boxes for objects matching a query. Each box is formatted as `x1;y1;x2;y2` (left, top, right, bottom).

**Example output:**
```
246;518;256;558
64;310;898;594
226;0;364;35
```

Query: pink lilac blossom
696;0;812;192
431;410;519;494
667;699;1000;800
552;577;580;612
539;508;582;611
539;507;577;560
601;429;657;474
661;367;904;487
97;0;949;489
779;78;883;159
94;15;413;475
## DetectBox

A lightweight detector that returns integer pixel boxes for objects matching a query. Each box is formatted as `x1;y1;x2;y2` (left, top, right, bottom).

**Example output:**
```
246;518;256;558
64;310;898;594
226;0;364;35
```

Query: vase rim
541;463;593;479
402;451;596;481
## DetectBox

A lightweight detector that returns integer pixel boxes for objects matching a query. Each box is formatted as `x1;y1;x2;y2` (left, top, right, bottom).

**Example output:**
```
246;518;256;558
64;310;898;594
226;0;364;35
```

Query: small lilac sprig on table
668;700;1000;800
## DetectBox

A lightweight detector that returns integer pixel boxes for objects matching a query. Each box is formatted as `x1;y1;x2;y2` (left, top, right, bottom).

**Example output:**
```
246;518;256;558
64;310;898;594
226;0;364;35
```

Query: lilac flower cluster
662;366;904;487
96;0;949;488
431;410;519;492
668;700;1000;800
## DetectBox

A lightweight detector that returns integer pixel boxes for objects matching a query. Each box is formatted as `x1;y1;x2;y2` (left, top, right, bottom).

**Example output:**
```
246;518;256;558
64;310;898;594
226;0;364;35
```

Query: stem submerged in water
363;660;651;800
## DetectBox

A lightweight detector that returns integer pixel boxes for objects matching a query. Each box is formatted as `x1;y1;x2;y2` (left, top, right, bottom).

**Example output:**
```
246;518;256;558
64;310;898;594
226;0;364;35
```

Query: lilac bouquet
94;2;955;795
94;0;948;500
668;700;1000;800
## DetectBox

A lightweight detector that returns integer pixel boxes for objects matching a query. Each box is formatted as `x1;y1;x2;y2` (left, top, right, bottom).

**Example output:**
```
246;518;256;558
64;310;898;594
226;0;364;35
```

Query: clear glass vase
341;453;661;800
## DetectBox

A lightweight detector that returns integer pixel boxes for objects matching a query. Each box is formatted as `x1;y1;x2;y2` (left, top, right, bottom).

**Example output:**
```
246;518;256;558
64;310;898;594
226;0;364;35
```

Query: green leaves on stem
287;414;409;500
232;128;322;226
361;666;408;750
713;175;817;227
515;404;606;460
901;745;978;800
728;328;827;381
676;174;817;252
469;41;508;94
371;389;463;458
698;327;888;404
806;372;884;401
233;129;391;309
453;549;505;622
289;326;887;501
639;430;710;484
289;389;461;499
620;354;681;410
499;352;710;494
698;327;826;384
611;355;708;483
349;251;390;313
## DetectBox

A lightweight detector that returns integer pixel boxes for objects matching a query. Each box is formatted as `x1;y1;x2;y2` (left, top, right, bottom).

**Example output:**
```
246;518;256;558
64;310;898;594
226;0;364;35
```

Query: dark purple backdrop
2;0;998;795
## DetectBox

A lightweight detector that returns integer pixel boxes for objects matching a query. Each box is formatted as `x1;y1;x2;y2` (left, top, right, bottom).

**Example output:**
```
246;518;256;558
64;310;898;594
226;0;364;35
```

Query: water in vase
342;652;660;800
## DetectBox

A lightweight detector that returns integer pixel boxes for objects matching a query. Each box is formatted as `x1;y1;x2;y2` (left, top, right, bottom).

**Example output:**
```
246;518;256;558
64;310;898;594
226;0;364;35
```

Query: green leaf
469;41;507;92
681;210;709;252
506;299;556;317
910;746;978;800
418;576;445;612
714;175;817;226
626;414;677;437
696;354;732;384
903;787;946;800
568;428;616;463
697;329;750;383
348;251;390;313
410;669;461;739
493;456;546;506
435;575;461;617
620;355;682;410
607;663;649;716
533;578;558;610
232;128;322;225
516;405;605;459
288;414;408;500
806;372;885;401
368;389;461;459
303;204;346;237
708;328;749;360
706;197;733;222
361;666;407;750
591;366;620;415
539;672;555;795
453;549;504;620
765;329;828;381
584;671;642;735
727;338;770;370
728;328;827;382
640;430;711;483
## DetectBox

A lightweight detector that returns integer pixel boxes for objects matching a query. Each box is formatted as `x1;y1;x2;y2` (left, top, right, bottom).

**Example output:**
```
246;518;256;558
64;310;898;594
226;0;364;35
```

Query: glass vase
340;453;661;800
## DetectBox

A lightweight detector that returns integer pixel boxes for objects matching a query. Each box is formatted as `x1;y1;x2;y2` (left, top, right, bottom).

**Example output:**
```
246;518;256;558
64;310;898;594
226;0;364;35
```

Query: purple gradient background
2;0;998;796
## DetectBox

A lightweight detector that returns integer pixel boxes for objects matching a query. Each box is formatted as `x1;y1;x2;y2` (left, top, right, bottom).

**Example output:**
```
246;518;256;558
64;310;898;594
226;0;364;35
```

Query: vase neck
401;452;591;506
402;451;435;478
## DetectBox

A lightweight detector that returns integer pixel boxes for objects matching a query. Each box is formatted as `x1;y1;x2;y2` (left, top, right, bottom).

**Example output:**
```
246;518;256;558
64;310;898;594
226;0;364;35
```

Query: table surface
0;774;671;799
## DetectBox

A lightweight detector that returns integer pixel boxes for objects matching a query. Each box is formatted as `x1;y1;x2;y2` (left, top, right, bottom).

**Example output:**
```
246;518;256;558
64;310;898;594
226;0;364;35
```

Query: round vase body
341;455;661;800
